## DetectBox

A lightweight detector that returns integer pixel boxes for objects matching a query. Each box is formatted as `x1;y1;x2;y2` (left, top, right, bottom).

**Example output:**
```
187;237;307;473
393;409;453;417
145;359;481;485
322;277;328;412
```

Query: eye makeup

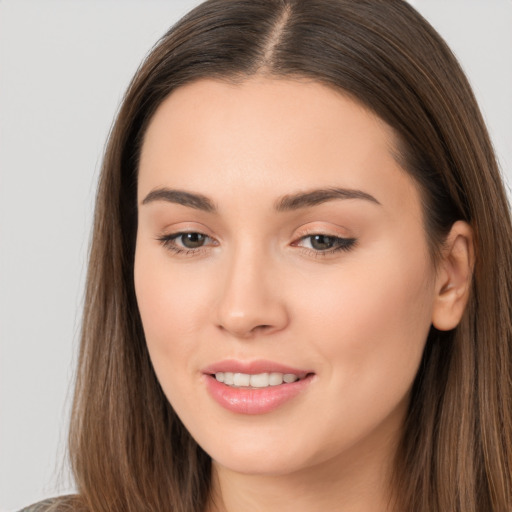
156;230;357;258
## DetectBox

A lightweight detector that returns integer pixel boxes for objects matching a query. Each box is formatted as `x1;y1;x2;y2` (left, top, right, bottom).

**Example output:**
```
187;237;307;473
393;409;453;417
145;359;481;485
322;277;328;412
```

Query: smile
214;371;300;388
203;361;315;414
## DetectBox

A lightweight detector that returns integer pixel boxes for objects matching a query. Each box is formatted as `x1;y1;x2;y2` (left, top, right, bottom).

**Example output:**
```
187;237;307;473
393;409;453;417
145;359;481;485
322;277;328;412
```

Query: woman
20;0;512;511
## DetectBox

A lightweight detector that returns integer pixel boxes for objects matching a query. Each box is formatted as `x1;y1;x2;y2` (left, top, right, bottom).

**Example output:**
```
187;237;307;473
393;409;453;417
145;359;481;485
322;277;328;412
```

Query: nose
215;244;289;339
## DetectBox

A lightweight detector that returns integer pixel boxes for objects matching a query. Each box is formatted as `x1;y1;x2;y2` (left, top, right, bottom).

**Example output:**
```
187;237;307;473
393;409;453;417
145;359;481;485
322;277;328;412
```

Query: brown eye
157;231;214;254
296;234;357;254
309;234;337;250
178;232;208;249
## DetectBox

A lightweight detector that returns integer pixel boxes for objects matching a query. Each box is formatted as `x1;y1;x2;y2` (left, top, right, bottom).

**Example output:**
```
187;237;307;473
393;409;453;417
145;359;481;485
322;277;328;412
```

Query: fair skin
134;77;473;512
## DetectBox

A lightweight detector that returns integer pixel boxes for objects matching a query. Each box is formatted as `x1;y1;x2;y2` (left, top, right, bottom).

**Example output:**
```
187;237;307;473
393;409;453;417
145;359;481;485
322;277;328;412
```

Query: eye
157;231;216;254
305;234;338;251
295;234;356;254
175;232;208;249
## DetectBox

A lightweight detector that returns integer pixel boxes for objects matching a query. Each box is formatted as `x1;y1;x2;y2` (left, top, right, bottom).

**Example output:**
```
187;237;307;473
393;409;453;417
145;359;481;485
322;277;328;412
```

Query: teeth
214;372;301;388
269;372;283;386
233;373;250;386
250;373;268;388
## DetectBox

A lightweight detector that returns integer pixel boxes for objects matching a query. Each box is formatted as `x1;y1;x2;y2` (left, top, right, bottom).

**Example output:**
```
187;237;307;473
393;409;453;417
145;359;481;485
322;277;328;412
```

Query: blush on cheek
306;252;432;383
135;263;208;391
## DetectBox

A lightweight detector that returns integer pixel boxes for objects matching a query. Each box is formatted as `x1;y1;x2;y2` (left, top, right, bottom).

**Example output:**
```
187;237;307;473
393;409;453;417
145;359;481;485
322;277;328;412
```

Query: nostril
255;324;272;331
217;321;276;339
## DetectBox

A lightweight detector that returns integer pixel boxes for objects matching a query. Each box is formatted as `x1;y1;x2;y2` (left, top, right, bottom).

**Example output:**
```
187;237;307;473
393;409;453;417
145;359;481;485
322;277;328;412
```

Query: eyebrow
141;186;381;212
274;187;381;211
142;188;216;212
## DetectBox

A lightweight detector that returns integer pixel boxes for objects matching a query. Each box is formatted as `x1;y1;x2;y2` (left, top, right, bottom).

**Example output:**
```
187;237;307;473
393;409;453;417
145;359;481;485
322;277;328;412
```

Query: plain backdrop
1;1;511;510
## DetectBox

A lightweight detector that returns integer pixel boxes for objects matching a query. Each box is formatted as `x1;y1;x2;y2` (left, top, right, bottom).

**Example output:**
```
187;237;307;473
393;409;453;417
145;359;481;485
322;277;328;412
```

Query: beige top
18;497;67;512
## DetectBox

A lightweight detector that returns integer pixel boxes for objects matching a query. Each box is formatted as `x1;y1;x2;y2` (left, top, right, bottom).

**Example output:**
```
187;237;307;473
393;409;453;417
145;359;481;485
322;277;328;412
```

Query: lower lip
204;374;314;415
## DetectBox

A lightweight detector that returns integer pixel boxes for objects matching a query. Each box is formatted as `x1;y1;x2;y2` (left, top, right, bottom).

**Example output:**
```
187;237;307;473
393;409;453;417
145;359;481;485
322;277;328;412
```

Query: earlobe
431;220;474;331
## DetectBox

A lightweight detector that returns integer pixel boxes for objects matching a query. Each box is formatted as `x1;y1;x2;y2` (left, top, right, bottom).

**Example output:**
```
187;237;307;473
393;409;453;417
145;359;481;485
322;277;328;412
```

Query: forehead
138;77;421;219
140;76;395;167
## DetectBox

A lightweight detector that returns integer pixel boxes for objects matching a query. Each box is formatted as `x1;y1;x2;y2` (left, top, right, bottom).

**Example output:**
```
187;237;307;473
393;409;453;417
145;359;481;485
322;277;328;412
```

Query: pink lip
202;359;311;378
202;359;315;415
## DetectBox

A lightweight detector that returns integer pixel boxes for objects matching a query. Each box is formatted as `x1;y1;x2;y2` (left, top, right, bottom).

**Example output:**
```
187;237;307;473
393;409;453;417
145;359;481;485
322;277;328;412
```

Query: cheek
133;244;210;390
295;245;435;407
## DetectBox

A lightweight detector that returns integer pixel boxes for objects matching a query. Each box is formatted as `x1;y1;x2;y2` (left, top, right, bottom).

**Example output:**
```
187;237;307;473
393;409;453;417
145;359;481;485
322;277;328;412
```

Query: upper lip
202;359;312;379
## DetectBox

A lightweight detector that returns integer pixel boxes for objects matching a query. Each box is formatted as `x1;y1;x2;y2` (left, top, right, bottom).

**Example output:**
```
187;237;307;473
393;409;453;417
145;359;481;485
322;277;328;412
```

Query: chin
198;428;323;477
211;449;308;476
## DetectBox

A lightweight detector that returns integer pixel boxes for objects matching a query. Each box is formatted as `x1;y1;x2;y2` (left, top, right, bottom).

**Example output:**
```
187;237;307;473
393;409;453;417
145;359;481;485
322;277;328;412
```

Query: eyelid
291;225;357;256
292;224;353;243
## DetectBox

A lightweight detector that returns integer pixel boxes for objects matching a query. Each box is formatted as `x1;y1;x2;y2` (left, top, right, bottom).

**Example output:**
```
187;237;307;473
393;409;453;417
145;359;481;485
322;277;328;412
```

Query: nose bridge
215;237;288;338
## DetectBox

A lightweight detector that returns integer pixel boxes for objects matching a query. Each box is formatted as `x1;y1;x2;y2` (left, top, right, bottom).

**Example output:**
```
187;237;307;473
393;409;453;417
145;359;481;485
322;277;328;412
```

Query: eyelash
157;231;357;258
293;233;357;257
157;232;217;257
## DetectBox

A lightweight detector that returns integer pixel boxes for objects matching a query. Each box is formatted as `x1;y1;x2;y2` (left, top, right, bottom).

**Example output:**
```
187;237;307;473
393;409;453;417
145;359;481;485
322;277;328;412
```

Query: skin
134;77;473;512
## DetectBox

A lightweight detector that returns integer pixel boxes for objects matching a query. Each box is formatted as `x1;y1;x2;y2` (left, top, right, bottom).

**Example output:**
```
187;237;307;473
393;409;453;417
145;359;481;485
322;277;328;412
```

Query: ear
431;220;474;331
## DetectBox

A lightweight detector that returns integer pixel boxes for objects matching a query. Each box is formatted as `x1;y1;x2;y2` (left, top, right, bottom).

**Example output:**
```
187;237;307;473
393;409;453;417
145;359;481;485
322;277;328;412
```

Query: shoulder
17;495;80;512
18;498;57;512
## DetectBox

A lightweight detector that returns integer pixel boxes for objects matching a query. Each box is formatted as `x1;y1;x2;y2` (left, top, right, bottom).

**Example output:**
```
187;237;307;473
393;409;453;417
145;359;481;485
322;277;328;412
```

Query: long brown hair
62;1;512;511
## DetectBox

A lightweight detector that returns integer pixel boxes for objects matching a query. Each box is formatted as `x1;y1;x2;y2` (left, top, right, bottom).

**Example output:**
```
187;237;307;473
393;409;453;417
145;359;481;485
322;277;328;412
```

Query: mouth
210;371;310;388
202;360;315;414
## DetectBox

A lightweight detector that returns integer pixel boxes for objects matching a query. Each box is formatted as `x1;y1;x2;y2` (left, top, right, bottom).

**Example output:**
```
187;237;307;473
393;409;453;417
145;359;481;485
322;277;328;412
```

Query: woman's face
135;77;437;477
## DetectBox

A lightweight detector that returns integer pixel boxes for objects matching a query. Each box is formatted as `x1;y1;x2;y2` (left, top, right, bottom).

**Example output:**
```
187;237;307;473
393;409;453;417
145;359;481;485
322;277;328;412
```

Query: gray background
1;1;511;510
